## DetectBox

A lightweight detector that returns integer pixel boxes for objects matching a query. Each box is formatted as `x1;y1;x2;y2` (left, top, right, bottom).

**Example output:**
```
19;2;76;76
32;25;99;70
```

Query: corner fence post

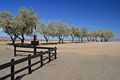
28;54;32;74
11;59;15;80
48;49;51;62
55;47;57;59
14;45;16;56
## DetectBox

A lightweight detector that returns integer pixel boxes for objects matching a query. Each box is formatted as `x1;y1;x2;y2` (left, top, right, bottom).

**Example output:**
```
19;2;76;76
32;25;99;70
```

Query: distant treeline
0;8;114;44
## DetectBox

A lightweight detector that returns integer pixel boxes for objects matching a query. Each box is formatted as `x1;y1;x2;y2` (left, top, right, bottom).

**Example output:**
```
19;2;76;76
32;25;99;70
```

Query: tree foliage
0;8;114;44
15;8;37;43
70;26;79;42
0;11;19;44
37;20;50;43
87;29;114;42
48;20;69;43
0;8;38;44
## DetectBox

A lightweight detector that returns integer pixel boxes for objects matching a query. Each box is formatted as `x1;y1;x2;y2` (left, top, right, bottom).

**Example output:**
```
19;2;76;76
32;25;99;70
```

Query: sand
0;41;120;80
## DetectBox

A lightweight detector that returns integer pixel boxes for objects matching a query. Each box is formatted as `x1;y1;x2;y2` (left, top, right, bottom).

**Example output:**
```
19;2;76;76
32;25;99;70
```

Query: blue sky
0;0;120;39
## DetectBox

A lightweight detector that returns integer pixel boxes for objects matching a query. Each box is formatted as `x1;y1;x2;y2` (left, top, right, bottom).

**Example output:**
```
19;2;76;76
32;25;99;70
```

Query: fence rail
0;46;57;80
14;44;56;56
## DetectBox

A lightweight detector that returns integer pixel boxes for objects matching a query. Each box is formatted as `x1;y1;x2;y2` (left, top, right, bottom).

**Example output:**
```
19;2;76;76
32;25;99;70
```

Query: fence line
14;44;56;56
0;47;57;80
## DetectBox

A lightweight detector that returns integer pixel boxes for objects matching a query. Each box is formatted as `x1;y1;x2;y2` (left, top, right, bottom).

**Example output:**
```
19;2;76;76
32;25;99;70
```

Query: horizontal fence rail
14;44;56;56
0;46;57;80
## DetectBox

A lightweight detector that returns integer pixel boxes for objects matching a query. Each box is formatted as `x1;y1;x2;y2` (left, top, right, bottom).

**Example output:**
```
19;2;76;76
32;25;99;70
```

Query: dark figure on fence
31;35;39;45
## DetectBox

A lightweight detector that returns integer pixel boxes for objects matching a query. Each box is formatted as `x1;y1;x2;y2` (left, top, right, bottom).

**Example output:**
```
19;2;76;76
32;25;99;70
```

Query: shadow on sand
15;58;56;80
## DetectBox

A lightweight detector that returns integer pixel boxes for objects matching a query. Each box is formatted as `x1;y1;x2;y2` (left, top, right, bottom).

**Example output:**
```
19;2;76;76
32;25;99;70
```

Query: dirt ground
0;41;120;80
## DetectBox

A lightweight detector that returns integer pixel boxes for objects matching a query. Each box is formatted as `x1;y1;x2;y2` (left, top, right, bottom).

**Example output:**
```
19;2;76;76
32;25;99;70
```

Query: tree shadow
6;41;72;46
7;43;14;45
41;42;58;45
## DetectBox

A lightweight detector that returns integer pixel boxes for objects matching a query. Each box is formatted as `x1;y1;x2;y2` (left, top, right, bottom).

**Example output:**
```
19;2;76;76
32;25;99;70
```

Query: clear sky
0;0;120;39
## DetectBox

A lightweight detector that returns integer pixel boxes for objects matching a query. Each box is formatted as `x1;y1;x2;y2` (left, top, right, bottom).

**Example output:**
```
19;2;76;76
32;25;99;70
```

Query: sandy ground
0;41;120;80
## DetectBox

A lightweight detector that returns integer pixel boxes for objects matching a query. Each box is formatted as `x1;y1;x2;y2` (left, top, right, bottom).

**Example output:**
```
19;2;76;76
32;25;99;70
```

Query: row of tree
37;20;114;43
0;8;114;45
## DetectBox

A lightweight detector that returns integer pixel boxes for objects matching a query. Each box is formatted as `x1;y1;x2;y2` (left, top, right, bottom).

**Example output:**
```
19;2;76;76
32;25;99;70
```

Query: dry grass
0;41;120;80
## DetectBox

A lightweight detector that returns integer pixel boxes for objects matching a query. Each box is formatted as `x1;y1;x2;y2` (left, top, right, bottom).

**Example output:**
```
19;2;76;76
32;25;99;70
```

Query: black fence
0;45;57;80
14;43;57;56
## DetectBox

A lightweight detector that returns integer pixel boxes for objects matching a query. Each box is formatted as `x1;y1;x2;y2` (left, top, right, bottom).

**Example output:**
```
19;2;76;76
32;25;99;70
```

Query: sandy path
22;42;120;80
0;42;120;80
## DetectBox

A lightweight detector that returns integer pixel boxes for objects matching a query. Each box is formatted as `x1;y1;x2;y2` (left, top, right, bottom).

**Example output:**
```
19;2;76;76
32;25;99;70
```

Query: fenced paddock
0;44;57;80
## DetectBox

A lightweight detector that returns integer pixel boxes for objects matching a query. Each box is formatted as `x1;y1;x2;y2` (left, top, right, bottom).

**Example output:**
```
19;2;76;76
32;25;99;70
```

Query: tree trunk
11;38;15;45
72;36;75;43
21;34;25;43
87;37;89;42
58;39;61;43
78;37;80;42
58;36;61;43
71;35;74;43
107;39;109;42
46;39;48;43
81;38;83;43
62;38;64;43
92;37;95;42
44;35;48;44
90;37;92;41
101;38;103;42
10;36;16;45
12;40;15;45
104;38;108;42
95;37;97;42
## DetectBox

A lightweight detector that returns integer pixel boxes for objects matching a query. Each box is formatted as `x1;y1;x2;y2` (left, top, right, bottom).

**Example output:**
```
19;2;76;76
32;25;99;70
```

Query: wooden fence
0;45;57;80
14;44;57;56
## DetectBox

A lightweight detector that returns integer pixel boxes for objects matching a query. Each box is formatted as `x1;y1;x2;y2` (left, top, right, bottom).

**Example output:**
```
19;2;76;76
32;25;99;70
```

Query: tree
91;30;99;42
48;20;58;38
0;11;19;44
74;27;81;42
98;29;105;42
15;8;37;43
0;8;38;44
70;26;78;43
103;30;114;42
98;29;114;42
78;28;87;42
48;20;69;43
37;20;50;43
86;32;91;42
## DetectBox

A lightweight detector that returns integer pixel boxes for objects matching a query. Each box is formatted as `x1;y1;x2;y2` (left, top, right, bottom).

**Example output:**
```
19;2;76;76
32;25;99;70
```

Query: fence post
28;54;32;74
14;46;16;56
11;59;15;80
34;45;37;55
40;51;43;67
48;49;51;62
55;47;57;59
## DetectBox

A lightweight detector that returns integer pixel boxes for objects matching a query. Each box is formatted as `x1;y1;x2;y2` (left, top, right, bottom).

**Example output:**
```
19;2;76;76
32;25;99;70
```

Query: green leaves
16;8;37;35
0;11;12;19
48;20;69;37
0;12;13;34
0;8;38;44
98;29;113;39
0;7;114;43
